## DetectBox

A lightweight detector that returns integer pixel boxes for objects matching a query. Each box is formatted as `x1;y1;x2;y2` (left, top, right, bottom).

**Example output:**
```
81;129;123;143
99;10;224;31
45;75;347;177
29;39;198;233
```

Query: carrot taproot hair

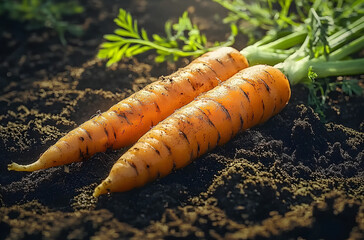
8;47;248;172
93;65;291;197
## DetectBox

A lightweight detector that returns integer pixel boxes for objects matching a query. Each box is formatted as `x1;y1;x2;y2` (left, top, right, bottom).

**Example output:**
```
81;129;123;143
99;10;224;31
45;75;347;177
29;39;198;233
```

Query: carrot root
8;162;29;172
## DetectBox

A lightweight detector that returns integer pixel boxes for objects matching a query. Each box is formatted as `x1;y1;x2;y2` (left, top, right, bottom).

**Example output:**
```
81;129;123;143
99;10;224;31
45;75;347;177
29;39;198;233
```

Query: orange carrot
93;65;291;196
8;47;248;172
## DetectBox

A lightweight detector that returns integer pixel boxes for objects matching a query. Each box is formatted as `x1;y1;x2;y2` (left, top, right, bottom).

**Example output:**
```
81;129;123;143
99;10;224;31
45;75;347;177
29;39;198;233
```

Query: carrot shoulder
93;65;291;196
8;47;248;172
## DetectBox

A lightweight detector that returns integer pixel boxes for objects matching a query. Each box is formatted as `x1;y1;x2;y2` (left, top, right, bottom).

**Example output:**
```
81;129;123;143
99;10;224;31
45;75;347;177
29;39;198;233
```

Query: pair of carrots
8;47;291;197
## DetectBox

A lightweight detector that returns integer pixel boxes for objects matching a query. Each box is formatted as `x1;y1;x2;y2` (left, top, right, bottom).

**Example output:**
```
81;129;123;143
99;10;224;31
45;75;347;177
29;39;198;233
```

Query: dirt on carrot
0;0;363;239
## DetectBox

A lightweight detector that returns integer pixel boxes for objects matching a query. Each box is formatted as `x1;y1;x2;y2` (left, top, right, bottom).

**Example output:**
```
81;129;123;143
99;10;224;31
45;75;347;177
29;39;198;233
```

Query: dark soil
1;0;363;239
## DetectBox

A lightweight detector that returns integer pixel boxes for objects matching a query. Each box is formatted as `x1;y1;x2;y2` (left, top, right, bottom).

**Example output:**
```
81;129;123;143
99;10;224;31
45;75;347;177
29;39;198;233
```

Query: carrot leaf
98;9;237;65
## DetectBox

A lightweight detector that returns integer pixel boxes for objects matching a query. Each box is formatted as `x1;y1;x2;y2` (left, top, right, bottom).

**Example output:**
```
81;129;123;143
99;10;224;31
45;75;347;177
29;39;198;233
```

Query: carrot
93;65;291;197
8;47;249;172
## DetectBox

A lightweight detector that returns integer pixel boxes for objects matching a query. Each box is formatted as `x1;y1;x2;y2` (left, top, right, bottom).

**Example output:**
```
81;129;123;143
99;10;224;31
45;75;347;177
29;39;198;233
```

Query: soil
0;0;363;239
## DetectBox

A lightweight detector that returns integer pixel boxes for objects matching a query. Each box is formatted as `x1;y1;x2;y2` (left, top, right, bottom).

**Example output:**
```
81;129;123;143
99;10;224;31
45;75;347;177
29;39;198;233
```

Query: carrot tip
93;188;101;198
93;184;106;198
93;177;113;197
7;162;24;171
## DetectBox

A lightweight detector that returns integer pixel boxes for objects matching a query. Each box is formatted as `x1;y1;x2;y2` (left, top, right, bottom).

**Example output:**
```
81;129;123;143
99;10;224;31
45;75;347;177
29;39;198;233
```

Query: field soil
1;0;363;239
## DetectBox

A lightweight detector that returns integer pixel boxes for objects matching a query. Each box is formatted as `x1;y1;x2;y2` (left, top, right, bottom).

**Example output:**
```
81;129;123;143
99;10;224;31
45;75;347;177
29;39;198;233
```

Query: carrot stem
328;17;364;51
329;35;364;61
311;58;364;79
240;31;307;65
267;12;364;86
241;14;364;68
276;58;364;85
256;31;307;50
240;46;292;65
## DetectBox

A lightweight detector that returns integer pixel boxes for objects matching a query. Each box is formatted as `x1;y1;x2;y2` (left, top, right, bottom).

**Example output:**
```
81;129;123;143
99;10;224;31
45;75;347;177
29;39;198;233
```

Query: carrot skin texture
8;47;248;172
93;65;291;197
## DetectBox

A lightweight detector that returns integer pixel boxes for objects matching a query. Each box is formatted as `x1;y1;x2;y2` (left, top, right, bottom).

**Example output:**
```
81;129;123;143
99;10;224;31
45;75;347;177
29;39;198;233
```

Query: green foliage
307;76;363;119
214;0;364;44
0;0;84;45
341;79;363;96
98;9;237;66
213;0;302;43
303;6;363;115
307;8;333;59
